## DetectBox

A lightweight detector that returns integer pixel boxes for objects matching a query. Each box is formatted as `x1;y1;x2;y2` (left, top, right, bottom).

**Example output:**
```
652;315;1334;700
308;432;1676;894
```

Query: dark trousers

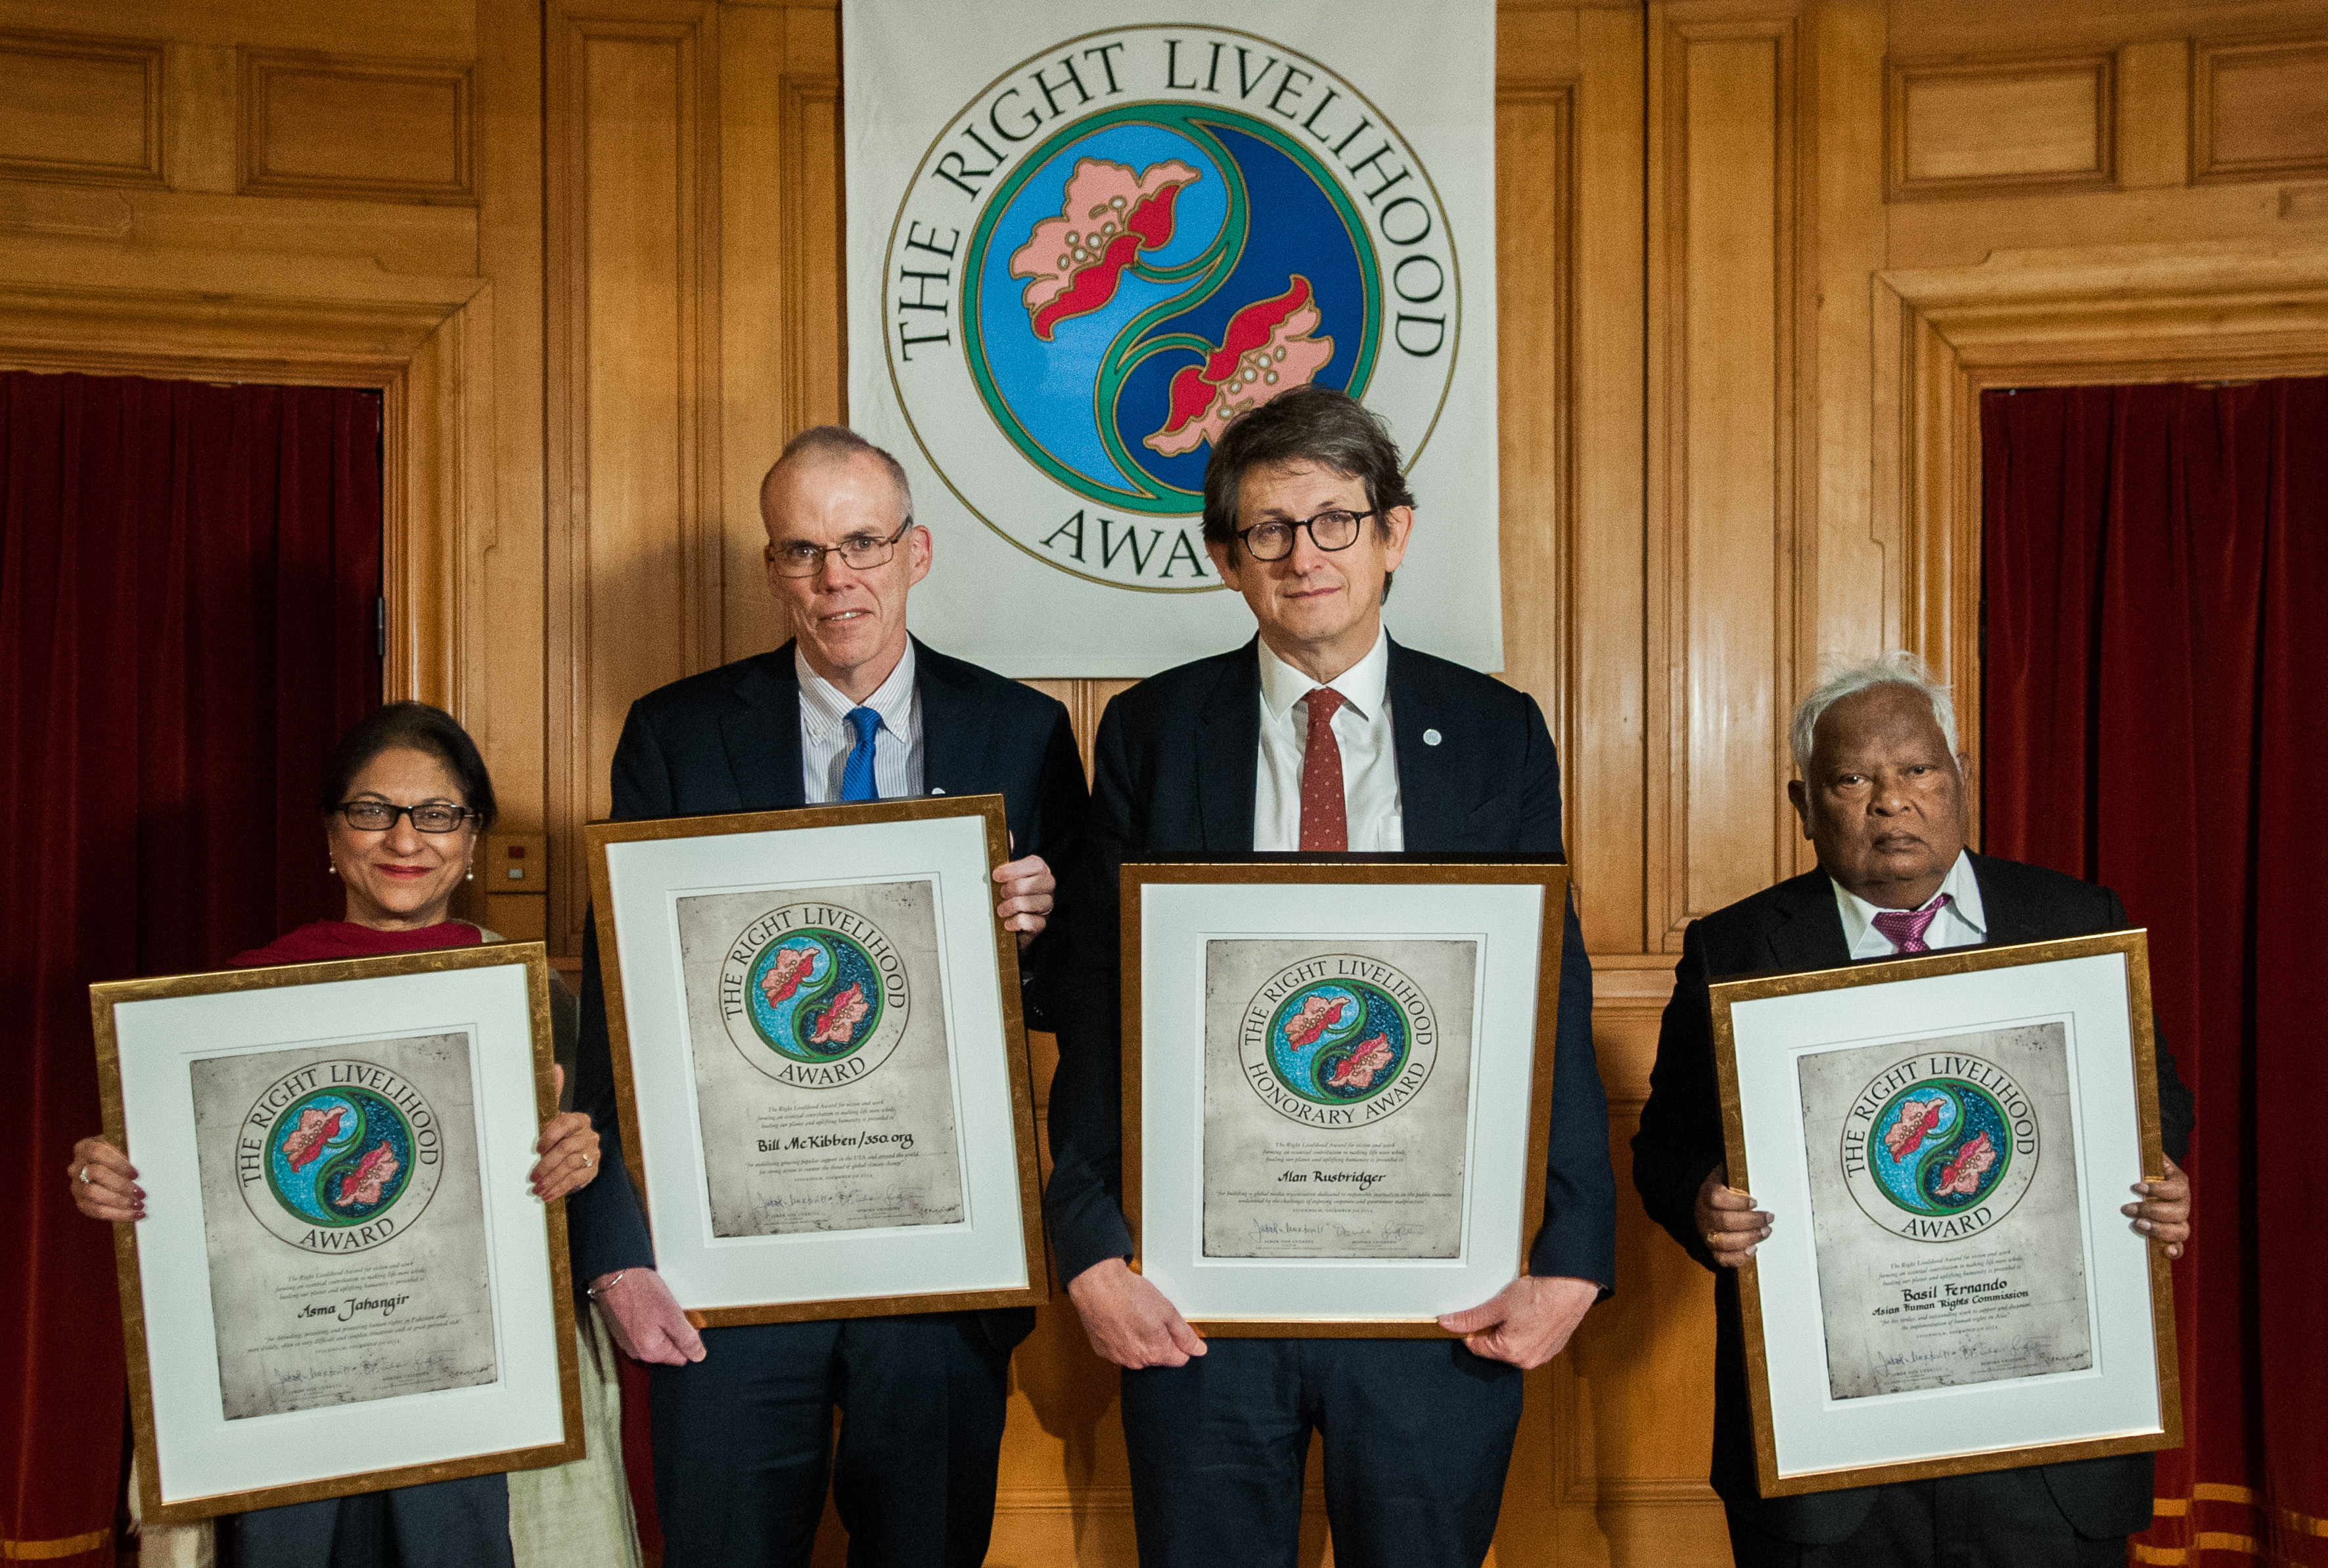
1725;1472;2132;1568
235;1473;513;1568
1120;1337;1524;1568
649;1314;1011;1568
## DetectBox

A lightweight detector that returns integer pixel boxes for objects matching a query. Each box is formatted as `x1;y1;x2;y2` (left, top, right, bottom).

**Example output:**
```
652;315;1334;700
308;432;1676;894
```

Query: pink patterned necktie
1871;894;1950;954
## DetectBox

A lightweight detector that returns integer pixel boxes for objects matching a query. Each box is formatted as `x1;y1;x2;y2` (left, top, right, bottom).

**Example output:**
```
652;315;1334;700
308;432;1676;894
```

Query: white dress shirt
1833;849;1988;958
797;641;924;803
1252;630;1404;851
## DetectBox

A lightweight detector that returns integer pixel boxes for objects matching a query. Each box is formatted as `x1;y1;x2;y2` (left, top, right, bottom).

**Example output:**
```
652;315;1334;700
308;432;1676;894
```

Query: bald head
758;427;932;704
760;426;912;526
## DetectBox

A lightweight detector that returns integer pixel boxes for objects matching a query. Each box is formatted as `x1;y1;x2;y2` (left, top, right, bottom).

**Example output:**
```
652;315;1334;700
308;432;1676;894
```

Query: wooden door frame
1872;240;2328;845
0;280;491;717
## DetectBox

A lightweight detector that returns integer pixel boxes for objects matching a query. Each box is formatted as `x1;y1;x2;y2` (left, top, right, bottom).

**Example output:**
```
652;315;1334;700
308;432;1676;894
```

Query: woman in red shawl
66;702;622;1568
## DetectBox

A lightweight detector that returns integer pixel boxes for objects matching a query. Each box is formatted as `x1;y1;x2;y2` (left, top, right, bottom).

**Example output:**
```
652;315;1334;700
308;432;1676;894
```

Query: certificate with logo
92;945;582;1523
586;797;1047;1324
676;880;965;1238
191;1034;495;1419
1711;932;2181;1494
1124;859;1566;1333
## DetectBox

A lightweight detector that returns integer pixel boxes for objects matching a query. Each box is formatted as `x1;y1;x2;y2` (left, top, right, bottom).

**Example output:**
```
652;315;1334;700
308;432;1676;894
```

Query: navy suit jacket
566;638;1088;1293
1043;635;1618;1291
1630;853;2195;1544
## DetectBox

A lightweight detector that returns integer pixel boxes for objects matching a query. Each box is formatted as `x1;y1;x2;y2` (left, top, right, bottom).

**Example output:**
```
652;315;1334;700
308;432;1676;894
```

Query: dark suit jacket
1043;635;1618;1292
1630;853;2195;1544
566;638;1089;1328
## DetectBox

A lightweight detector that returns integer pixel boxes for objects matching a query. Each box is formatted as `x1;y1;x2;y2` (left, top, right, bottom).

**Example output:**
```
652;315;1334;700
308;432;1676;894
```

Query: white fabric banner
844;0;1500;677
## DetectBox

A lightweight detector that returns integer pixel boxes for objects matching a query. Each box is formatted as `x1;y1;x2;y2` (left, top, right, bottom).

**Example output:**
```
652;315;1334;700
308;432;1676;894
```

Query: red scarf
231;920;485;968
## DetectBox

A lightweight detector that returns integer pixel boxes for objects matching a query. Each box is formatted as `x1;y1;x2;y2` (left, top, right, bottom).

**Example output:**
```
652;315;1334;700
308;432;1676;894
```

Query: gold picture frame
1122;857;1569;1336
91;942;583;1525
1710;930;2181;1496
585;794;1049;1326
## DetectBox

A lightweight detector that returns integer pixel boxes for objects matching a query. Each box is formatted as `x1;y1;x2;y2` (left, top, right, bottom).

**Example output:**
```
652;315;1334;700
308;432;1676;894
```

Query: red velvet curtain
1983;377;2328;1567
0;371;383;1563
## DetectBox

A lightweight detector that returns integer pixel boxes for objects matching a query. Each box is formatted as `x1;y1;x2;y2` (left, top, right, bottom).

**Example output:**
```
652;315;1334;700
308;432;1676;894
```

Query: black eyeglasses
334;801;476;834
765;518;915;578
1234;509;1379;562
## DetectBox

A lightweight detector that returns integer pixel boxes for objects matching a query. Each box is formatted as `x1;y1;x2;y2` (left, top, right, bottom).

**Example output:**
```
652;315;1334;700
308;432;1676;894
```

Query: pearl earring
328;861;337;876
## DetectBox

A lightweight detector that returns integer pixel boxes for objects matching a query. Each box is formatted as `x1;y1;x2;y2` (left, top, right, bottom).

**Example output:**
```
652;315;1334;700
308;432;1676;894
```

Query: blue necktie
840;707;882;802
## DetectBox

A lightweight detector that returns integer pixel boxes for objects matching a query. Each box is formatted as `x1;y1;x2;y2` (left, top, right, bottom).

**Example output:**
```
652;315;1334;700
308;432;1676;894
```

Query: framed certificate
1124;858;1568;1334
91;943;583;1524
585;794;1047;1324
1711;931;2181;1494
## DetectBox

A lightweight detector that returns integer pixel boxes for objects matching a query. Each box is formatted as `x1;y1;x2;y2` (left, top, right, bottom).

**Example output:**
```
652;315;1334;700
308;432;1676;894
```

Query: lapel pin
1423;728;1442;746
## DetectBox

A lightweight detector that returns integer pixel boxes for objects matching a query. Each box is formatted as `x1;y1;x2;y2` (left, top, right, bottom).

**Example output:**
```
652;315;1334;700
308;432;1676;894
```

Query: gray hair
762;425;913;521
1789;653;1960;774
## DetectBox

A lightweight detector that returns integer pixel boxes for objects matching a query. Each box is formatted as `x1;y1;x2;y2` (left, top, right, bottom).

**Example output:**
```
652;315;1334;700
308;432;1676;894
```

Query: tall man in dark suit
564;426;1089;1568
1045;385;1617;1568
1632;655;2195;1567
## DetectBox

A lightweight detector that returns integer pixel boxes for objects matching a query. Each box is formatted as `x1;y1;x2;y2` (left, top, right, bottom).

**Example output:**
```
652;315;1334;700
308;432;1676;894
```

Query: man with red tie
1631;656;2197;1567
1044;384;1617;1568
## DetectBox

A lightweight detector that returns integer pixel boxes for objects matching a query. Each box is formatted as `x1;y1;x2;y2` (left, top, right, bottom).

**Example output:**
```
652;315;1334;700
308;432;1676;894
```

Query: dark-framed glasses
335;800;475;834
1235;509;1378;562
766;518;915;578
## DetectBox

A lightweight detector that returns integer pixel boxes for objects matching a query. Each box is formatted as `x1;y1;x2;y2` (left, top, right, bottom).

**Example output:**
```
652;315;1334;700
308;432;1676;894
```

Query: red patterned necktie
1872;893;1950;953
1298;688;1349;852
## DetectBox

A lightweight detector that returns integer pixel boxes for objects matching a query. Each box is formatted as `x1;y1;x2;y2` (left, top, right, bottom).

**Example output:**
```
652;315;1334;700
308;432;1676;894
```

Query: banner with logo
844;0;1499;676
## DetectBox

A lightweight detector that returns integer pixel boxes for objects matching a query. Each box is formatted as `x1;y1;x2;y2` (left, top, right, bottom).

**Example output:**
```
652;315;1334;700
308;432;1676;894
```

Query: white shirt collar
1256;627;1390;722
1831;849;1988;953
796;639;917;740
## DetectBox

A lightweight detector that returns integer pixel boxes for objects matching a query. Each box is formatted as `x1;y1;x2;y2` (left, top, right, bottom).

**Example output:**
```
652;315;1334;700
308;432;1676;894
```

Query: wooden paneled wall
3;0;2326;1561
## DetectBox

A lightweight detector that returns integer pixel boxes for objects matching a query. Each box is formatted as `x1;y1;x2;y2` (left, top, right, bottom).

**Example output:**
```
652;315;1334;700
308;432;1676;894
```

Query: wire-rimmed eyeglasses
334;800;476;834
765;518;915;578
1233;509;1379;562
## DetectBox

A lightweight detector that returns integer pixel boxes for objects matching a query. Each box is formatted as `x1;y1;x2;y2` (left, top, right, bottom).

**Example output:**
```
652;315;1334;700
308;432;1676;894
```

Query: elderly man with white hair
1632;653;2195;1567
